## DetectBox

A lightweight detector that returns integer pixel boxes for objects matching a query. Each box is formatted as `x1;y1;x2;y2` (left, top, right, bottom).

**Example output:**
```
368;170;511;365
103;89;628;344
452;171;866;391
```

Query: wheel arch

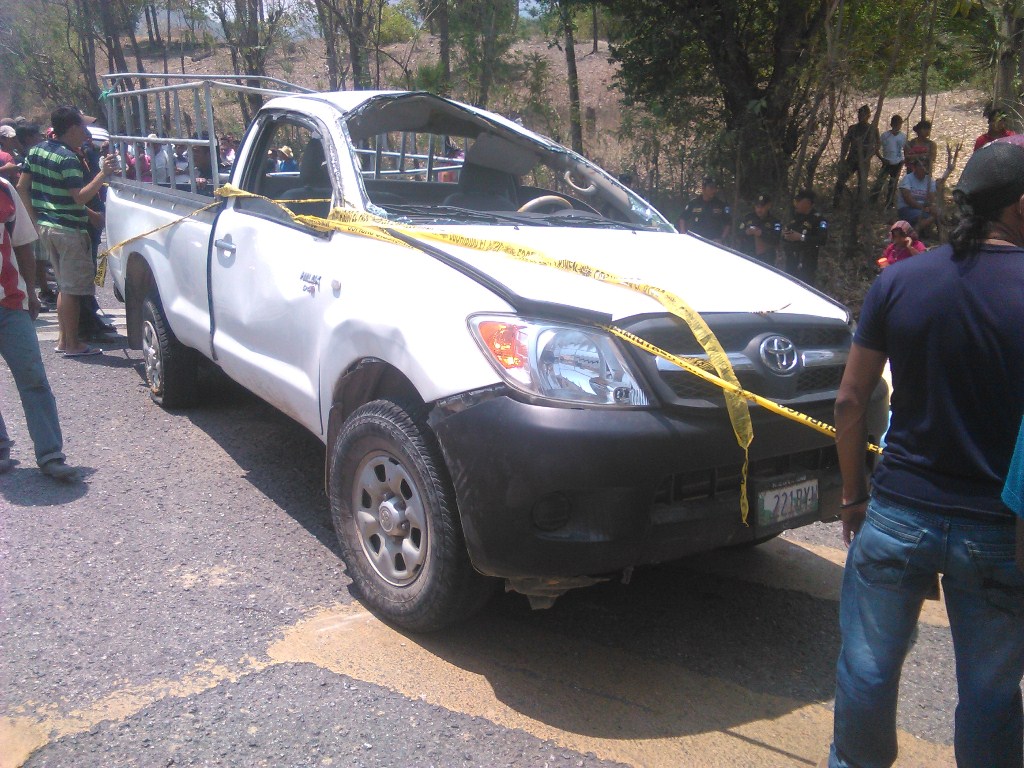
325;359;425;476
124;251;156;350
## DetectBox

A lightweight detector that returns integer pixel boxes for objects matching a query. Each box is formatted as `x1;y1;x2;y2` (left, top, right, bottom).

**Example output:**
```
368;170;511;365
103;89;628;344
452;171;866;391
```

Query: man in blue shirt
827;136;1024;768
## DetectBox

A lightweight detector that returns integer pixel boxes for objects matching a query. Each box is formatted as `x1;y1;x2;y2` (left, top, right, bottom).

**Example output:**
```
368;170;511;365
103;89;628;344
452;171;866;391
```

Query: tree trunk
591;4;598;54
98;0;133;82
560;1;583;153
72;0;102;110
478;7;497;108
118;0;149;86
317;2;343;90
919;0;939;123
144;4;157;46
437;0;450;93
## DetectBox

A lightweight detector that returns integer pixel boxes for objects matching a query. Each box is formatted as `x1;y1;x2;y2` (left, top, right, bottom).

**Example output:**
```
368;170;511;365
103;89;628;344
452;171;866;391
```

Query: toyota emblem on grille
759;335;799;374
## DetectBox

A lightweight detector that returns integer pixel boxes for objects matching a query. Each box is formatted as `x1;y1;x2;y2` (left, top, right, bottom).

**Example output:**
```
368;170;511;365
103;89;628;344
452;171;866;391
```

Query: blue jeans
829;496;1024;768
0;306;65;467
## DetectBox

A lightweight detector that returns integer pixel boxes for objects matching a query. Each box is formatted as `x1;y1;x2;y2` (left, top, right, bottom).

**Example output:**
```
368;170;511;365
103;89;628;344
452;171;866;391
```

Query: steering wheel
564;170;597;196
517;195;574;213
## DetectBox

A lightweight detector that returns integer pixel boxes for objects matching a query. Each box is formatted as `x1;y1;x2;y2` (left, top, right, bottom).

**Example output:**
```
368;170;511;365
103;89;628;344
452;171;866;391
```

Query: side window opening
237;116;334;223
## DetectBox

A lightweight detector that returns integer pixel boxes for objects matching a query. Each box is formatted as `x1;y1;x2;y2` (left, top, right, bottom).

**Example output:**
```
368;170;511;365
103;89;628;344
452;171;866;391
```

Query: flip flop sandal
64;346;102;357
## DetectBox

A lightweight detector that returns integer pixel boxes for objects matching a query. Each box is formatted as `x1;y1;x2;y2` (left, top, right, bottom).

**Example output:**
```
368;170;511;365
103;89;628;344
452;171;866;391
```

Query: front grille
622;314;851;406
637;325;848;358
790;328;849;347
653;446;839;506
659;370;763;402
796;366;844;393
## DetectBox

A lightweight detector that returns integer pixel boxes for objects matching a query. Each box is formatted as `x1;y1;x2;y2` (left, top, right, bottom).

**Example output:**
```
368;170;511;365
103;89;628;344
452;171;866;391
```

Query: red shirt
974;129;1016;152
0;177;39;311
881;239;926;267
0;149;19;184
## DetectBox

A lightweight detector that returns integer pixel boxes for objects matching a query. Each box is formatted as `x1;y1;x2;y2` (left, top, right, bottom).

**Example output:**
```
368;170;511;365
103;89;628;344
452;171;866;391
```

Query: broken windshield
343;92;672;232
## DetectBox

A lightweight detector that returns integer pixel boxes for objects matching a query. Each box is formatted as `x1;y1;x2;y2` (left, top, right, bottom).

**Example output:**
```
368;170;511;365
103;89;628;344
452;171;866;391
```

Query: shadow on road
406;548;842;739
158;366;844;746
172;368;339;556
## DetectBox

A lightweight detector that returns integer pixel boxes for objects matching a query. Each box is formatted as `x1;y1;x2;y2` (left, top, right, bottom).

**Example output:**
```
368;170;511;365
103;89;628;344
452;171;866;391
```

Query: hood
413;225;849;324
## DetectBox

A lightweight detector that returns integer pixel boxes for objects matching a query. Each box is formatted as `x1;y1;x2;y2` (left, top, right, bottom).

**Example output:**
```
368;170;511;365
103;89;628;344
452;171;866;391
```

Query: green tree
203;0;292;120
604;0;836;197
418;0;452;93
304;0;384;90
957;0;1024;121
0;0;104;113
533;0;585;153
449;0;519;108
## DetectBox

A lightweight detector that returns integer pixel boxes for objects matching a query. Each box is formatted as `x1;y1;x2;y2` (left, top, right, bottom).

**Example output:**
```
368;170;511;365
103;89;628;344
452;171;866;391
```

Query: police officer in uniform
677;176;731;244
781;189;828;286
736;193;781;265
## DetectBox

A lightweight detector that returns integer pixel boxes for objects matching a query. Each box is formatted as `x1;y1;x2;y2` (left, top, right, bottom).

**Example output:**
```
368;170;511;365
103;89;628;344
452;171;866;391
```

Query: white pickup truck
104;76;887;631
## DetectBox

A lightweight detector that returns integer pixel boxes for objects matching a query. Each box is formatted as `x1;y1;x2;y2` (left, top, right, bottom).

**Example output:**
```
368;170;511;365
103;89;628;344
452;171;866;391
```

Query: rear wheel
141;294;198;409
329;399;495;631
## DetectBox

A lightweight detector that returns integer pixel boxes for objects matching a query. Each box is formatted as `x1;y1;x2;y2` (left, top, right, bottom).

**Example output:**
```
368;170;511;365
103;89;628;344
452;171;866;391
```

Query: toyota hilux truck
103;75;888;631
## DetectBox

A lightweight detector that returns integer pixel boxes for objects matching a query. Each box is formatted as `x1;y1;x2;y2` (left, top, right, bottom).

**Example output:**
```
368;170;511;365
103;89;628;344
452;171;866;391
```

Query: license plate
756;476;819;527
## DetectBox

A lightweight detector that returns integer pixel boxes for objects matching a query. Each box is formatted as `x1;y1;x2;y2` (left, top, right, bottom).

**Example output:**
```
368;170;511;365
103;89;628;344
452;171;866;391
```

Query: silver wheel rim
352;450;427;587
142;319;163;395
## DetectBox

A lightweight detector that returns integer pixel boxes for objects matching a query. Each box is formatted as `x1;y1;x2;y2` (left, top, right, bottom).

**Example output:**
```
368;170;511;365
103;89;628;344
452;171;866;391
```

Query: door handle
214;238;237;254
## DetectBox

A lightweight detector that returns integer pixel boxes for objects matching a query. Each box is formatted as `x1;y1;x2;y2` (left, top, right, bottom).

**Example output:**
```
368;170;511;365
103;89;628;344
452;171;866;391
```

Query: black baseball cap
754;193;771;205
954;135;1024;217
794;189;815;202
702;175;718;187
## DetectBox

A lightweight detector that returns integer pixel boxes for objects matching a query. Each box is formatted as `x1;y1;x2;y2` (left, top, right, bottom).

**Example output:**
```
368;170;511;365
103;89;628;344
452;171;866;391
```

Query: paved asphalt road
0;285;971;767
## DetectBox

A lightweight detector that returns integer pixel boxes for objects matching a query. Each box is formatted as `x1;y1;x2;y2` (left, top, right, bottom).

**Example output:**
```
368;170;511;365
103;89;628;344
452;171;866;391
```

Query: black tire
329;400;496;632
141;294;198;409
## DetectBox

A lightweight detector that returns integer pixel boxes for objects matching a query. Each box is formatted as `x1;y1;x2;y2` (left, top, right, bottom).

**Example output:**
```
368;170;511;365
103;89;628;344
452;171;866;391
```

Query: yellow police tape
99;182;883;524
95;198;224;288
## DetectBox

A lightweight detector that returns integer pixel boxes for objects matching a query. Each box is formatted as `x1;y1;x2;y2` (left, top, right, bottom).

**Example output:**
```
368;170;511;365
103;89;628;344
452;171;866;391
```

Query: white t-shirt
1;176;40;311
2;178;39;248
879;130;907;164
899;173;935;207
151;145;174;184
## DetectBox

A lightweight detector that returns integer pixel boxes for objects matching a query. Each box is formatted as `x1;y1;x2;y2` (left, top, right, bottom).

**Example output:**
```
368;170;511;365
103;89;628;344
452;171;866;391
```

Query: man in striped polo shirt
16;106;115;356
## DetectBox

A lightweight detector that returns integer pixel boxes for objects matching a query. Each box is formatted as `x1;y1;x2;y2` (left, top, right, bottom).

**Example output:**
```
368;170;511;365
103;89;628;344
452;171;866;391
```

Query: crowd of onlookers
0;108;255;482
1;113;115;340
676;103;1017;288
2;105;118;483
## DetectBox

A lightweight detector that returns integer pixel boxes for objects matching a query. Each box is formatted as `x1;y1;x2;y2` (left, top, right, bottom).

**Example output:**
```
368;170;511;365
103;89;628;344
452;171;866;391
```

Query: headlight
469;315;650;407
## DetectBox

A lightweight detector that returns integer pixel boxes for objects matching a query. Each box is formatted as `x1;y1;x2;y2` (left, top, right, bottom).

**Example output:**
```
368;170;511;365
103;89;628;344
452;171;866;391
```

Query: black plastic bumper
431;389;887;580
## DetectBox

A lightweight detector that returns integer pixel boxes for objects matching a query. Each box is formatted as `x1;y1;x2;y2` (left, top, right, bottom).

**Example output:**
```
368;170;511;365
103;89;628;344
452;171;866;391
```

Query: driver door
209;113;337;435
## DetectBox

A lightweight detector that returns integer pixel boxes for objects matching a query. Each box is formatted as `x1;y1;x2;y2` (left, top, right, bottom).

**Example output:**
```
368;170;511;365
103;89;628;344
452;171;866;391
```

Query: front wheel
329;400;495;632
141;294;198;409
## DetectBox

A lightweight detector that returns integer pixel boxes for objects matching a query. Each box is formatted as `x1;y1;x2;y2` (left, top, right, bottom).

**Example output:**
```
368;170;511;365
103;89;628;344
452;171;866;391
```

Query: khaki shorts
39;227;95;296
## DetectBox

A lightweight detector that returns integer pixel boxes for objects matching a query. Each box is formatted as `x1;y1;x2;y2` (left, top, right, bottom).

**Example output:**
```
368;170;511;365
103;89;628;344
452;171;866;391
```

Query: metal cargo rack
101;72;312;195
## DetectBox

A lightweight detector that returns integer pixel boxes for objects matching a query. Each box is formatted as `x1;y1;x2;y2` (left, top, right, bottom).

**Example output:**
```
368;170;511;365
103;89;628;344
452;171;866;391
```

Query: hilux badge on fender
760;335;799;374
